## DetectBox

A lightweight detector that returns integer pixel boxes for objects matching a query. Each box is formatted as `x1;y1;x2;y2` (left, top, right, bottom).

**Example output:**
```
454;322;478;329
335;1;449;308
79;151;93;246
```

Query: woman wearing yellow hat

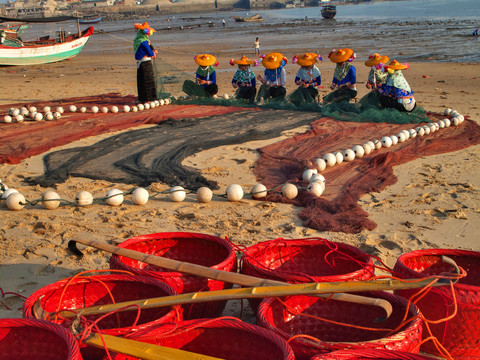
182;54;219;98
134;22;158;103
323;48;357;105
358;53;389;109
378;59;416;112
289;52;322;106
230;56;258;103
256;52;287;102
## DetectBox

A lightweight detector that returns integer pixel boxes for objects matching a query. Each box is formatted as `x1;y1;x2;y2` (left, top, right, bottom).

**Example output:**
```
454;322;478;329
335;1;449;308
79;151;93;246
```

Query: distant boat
0;16;94;66
232;14;264;22
79;16;102;24
321;4;337;19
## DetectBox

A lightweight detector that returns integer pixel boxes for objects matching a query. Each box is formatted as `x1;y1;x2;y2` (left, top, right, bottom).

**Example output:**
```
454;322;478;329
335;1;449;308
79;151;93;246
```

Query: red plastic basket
258;291;423;360
109;232;237;319
0;318;82;360
393;249;480;359
107;318;295;360
23;274;181;360
310;349;434;359
240;238;375;310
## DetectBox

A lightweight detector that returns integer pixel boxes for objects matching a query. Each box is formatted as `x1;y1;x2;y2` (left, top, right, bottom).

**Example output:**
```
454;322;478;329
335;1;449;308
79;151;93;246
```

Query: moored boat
321;4;337;18
79;15;102;24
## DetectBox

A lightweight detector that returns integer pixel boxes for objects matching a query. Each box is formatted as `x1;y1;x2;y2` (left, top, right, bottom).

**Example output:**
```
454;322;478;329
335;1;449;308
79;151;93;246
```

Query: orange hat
386;59;409;70
134;22;155;34
231;55;256;66
328;48;355;63
261;52;287;70
294;52;321;67
365;53;389;67
195;54;217;67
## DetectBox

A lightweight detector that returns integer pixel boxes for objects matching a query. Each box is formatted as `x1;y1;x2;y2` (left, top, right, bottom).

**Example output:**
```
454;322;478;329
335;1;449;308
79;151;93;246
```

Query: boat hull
0;27;93;66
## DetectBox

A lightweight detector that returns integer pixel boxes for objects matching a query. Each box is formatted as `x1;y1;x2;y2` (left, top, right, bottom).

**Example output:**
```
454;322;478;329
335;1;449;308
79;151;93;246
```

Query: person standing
133;22;158;103
322;48;357;105
222;19;226;27
289;52;322;106
253;37;260;55
256;52;287;102
230;55;257;103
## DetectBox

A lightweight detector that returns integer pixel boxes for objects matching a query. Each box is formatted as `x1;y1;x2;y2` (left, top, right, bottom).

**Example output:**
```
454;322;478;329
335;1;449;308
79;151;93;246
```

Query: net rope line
0;286;27;311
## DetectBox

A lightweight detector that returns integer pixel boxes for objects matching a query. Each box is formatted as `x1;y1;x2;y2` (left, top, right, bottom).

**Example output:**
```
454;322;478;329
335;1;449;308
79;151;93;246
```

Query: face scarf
368;67;388;84
296;65;321;82
196;66;215;79
386;70;411;93
233;66;255;83
264;67;283;83
333;62;351;82
133;30;149;54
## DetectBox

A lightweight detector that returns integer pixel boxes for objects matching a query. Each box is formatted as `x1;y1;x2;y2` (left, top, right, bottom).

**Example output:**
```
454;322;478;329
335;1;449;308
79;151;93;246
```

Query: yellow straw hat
230;55;256;66
194;54;218;67
386;59;409;70
134;22;156;34
364;53;389;67
261;52;287;70
328;48;355;63
294;52;321;67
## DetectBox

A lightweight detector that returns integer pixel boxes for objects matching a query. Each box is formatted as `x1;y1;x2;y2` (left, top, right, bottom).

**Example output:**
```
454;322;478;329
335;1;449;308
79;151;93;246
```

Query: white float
226;184;243;202
281;183;298;199
123;105;131;113
159;99;165;106
302;168;317;181
138;104;145;111
390;135;398;145
101;107;109;113
80;106;87;113
251;184;268;199
313;158;326;172
132;187;149;205
33;112;43;121
444;108;452;116
91;106;99;113
196;187;213;203
400;129;410;140
3;115;12;123
362;143;372;155
69;105;77;112
56;107;64;114
422;125;431;135
170;186;186;202
308;181;324;197
105;188;124;206
42;191;61;210
437;120;445;128
15;115;24;122
223;94;230;100
144;103;150;110
132;106;138;112
1;188;18;201
334;151;343;164
45;112;54;121
352;145;365;158
381;136;393;148
53;112;61;119
29;106;37;113
11;108;20;117
443;118;451;127
323;153;337;167
310;173;325;184
408;129;417;138
396;132;406;143
428;123;437;133
415;127;425;136
165;99;171;105
149;102;156;109
43;106;51;113
373;139;382;149
6;192;26;211
343;149;355;161
76;191;93;206
111;106;119;113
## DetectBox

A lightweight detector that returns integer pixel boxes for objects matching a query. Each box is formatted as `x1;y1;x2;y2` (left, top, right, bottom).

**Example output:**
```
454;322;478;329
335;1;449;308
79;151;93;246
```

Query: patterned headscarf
386;70;411;93
233;66;256;83
264;67;283;83
296;65;321;82
133;30;149;54
196;66;215;79
333;62;351;82
368;67;388;84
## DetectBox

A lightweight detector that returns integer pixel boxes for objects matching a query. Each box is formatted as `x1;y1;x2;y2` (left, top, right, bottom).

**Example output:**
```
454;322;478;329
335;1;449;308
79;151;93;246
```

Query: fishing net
152;57;191;99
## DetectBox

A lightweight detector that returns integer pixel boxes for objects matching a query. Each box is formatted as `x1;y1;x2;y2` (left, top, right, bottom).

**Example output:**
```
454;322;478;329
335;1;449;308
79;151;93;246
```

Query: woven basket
0;318;82;360
258;291;423;360
23;274;181;360
310;349;434;359
240;238;375;310
393;249;480;359
107;318;295;360
109;232;237;319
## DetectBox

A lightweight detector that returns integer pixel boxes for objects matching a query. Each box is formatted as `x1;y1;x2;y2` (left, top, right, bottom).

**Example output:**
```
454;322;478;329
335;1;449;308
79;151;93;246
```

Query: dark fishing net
153;57;191;99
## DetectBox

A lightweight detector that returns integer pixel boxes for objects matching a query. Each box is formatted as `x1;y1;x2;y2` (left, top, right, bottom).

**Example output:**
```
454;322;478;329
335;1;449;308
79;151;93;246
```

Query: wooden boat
321;4;337;19
0;26;94;66
232;14;264;22
79;16;102;24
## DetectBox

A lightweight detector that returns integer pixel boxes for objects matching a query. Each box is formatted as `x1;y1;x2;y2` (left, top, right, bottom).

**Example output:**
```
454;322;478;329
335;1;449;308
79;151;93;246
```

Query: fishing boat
232;14;264;22
0;16;94;66
321;4;337;18
79;16;102;25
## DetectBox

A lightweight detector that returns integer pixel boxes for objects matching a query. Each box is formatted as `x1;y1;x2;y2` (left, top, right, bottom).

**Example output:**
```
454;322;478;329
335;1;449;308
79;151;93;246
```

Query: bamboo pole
84;333;224;360
69;239;393;317
35;277;453;320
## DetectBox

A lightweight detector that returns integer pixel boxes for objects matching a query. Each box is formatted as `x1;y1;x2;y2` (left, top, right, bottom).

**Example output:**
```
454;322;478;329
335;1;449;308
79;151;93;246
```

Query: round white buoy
15;114;24;122
101;107;109;114
444;108;452;116
443;118;451;127
105;188;124;206
69;105;77;113
91;106;99;113
313;158;326;172
381;136;393;148
53;112;61;119
452;117;460;126
390;135;398;145
251;183;267;199
373;139;382;149
154;100;160;106
170;186;186;202
111;106;119;113
144;103;150;110
149;102;156;109
334;151;344;164
9;108;19;116
281;183;298;199
408;128;417;138
223;94;230;100
6;192;26;211
362;143;372;155
302;168;317;181
159;99;165;106
45;112;54;121
76;191;93;206
123;105;131;113
352;145;365;158
415;127;425;136
42;191;61;210
323;153;337;167
29;106;37;113
79;106;87;113
43;106;51;113
56;107;64;114
131;106;138;112
165;99;171;105
34;112;43;121
428;123;437;133
226;184;243;201
310;173;325;184
455;115;464;123
3;115;12;123
450;110;459;118
138;104;145;111
20;108;29;117
196;187;213;203
396;132;406;143
437;120;445;129
1;188;18;201
132;187;149;205
308;181;325;196
422;125;431;135
342;149;355;161
400;129;410;140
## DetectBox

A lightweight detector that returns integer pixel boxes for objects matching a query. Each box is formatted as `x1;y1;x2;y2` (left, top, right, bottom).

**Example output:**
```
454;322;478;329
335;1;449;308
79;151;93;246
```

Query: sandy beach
1;20;480;333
